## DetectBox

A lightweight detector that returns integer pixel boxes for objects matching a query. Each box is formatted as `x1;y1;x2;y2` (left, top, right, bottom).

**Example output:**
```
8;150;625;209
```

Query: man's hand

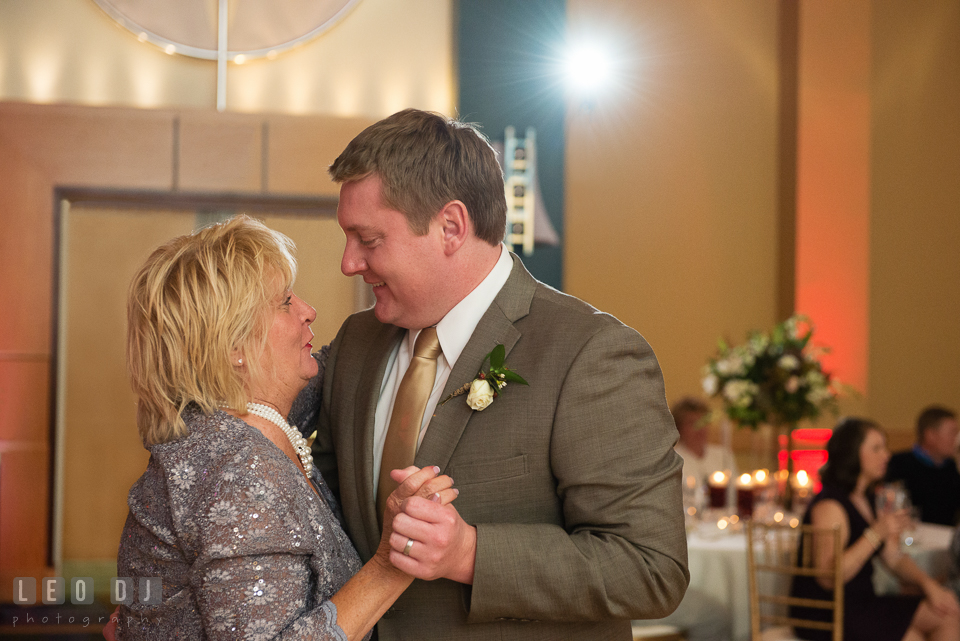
378;466;456;560
388;499;476;584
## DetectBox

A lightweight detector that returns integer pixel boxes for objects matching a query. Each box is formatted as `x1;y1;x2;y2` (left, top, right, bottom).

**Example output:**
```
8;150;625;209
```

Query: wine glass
875;481;909;514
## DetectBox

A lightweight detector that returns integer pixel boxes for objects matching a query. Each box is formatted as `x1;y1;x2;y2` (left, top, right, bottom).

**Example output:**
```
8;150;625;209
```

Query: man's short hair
916;405;957;441
671;396;709;429
329;108;507;245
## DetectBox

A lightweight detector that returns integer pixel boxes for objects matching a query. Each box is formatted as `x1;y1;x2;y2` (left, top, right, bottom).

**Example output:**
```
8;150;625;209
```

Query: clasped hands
380;466;477;585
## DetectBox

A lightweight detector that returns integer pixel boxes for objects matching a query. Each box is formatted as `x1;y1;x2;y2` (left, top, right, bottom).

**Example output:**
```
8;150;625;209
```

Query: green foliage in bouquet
702;315;840;429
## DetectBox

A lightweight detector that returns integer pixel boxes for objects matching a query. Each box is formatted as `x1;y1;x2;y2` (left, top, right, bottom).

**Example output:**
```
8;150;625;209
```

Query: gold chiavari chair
746;521;844;641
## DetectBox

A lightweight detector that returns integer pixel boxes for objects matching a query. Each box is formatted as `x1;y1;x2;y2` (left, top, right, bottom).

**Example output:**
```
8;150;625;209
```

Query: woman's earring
237;358;243;365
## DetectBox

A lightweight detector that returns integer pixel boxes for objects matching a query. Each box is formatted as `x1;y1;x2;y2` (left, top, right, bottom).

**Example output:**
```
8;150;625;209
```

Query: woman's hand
102;607;119;640
873;507;909;542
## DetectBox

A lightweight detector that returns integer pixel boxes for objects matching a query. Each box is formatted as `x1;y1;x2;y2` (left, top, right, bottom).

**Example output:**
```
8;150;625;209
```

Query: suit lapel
354;323;404;553
415;255;536;472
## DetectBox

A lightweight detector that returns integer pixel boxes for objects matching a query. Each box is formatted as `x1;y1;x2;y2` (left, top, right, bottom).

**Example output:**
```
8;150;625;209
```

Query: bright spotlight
564;43;614;95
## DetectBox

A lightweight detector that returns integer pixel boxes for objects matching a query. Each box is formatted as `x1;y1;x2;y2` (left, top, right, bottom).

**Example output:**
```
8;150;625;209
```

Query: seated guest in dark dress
791;417;960;641
886;406;960;526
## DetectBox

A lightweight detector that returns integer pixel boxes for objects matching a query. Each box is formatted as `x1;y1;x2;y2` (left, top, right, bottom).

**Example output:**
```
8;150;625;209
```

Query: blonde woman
114;216;455;640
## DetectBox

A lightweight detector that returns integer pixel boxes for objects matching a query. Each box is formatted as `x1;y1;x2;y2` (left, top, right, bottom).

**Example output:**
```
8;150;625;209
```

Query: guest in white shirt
634;397;738;641
673;396;737;487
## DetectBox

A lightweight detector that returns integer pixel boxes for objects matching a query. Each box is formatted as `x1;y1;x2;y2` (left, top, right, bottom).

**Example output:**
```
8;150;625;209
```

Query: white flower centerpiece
702;315;840;506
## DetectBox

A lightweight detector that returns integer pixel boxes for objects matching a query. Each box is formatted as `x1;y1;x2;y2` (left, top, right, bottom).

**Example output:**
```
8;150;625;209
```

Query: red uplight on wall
778;429;832;493
791;428;832;442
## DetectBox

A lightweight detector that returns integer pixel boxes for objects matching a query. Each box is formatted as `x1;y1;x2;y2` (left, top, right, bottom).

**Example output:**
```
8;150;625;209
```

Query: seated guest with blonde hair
114;215;456;640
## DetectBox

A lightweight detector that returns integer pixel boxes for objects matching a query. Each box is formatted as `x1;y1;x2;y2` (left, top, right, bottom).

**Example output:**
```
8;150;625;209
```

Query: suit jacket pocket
448;454;528;486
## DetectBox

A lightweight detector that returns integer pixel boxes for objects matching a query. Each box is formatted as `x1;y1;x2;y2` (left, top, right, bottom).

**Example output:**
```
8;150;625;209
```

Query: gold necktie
377;327;442;524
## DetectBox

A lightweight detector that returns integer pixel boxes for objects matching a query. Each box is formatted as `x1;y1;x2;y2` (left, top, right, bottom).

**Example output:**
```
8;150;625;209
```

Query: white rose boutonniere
441;344;529;411
466;378;495;410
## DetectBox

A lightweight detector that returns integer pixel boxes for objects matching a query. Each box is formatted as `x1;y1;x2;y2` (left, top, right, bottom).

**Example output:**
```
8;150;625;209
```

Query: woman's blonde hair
127;215;297;445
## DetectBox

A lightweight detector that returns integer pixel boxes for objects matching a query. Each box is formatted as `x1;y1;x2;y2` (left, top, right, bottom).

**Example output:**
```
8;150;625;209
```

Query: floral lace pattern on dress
117;349;366;640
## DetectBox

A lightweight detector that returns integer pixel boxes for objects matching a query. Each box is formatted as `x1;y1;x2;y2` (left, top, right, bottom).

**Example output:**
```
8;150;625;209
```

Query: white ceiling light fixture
93;0;361;110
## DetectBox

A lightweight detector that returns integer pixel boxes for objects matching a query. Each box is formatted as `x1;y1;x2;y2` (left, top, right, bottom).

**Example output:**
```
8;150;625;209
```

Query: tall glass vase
778;423;797;511
747;423;778;474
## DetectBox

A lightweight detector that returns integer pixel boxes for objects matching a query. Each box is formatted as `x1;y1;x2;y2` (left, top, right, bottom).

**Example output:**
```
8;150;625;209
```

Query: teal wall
457;0;566;290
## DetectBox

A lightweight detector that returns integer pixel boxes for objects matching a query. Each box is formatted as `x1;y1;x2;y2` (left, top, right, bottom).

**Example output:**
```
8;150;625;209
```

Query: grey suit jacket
314;255;688;641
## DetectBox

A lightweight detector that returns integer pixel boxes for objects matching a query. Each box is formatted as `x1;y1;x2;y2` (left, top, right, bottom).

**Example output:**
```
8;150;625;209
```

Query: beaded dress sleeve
289;346;329;437
117;405;367;641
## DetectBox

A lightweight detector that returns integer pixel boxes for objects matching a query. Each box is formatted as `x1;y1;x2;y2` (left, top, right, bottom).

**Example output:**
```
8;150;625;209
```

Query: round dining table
633;519;955;641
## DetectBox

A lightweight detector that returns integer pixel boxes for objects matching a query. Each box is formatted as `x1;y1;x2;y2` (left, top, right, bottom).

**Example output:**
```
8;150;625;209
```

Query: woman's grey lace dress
117;350;366;640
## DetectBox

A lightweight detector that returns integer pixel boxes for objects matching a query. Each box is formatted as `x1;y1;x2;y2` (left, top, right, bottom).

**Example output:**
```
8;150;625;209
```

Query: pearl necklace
244;402;313;476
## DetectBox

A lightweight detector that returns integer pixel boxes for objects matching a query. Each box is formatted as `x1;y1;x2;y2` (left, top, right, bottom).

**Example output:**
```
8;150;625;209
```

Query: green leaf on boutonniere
502;370;528;385
489;344;505;370
483;344;528;393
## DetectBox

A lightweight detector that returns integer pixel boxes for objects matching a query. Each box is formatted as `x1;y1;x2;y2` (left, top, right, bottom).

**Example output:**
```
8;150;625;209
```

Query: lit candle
707;471;728;509
737;473;755;519
792;469;813;505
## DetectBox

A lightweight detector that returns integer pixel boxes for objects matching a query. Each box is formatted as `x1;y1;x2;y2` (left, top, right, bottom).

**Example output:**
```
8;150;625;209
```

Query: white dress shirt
371;244;513;492
675;442;738;487
675;442;738;507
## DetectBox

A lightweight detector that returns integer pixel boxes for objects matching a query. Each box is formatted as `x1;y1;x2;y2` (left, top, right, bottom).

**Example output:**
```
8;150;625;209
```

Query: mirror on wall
52;193;363;591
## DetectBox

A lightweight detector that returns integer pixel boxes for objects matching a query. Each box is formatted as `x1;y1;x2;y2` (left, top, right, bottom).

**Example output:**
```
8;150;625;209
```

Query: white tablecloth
873;522;954;593
634;521;954;641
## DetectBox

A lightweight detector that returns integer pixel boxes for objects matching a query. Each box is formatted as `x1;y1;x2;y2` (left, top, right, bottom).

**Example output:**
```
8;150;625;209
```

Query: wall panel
0;448;49;601
266;115;371;195
795;0;871;407
0;142;53;355
0;103;174;189
179;113;263;192
565;0;780;406
869;0;960;434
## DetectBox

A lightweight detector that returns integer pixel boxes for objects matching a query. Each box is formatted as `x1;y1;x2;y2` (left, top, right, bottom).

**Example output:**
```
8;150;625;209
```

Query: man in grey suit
315;108;688;640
